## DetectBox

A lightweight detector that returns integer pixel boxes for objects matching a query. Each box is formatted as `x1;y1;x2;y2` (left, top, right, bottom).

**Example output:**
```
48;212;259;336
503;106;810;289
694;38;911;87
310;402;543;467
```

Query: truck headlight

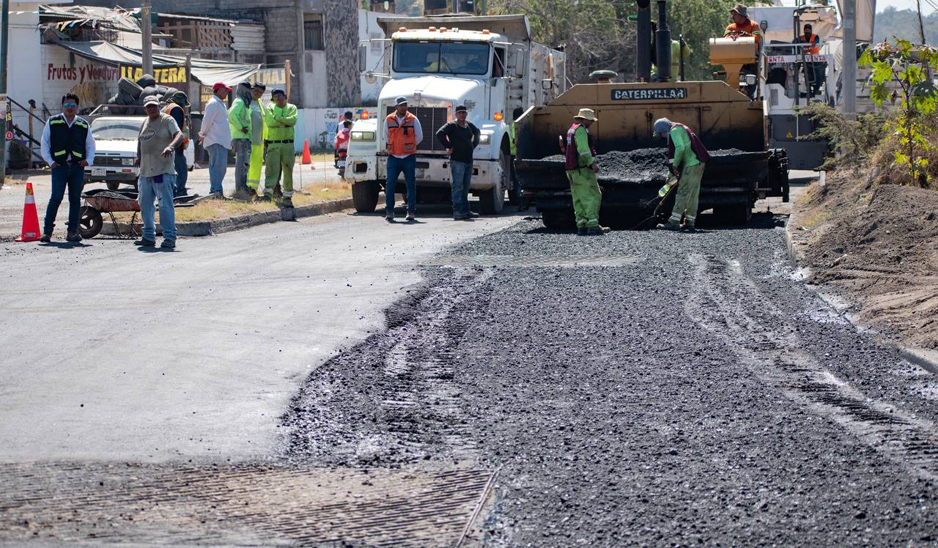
122;158;135;166
351;131;376;141
479;134;491;144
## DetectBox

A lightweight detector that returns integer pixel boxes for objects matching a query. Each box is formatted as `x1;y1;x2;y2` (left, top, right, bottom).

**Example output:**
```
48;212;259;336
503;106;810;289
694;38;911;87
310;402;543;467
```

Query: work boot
134;238;156;247
281;197;293;208
682;223;696;233
258;194;272;203
659;221;681;231
406;211;415;222
160;239;176;250
577;225;587;236
587;225;611;236
66;231;82;242
39;232;52;243
385;210;395;222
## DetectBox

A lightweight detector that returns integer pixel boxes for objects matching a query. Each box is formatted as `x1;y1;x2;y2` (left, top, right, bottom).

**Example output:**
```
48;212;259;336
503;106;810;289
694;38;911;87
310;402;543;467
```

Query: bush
803;102;887;172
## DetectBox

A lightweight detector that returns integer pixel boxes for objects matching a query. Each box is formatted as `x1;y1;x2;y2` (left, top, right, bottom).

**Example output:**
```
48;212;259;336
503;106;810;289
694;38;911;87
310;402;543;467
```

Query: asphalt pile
285;218;938;545
541;148;746;184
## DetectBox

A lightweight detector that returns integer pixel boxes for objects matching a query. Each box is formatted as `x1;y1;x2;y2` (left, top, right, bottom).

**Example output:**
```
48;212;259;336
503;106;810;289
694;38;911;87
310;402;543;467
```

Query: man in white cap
383;96;423;222
653;118;710;231
135;96;183;249
564;108;608;235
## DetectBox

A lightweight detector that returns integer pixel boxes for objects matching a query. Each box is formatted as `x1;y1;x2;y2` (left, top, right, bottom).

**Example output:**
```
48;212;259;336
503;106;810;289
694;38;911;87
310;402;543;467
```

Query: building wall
4;9;44;132
323;0;360;107
41;45;121;115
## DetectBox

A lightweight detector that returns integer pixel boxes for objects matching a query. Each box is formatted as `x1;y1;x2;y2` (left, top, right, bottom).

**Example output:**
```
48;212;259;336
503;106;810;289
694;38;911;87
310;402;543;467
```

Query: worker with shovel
653;118;710;231
564;108;609;235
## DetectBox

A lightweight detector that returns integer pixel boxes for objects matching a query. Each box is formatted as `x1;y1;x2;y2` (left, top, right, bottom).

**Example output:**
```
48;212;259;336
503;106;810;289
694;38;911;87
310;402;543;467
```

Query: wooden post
284;59;292;102
28;101;35;168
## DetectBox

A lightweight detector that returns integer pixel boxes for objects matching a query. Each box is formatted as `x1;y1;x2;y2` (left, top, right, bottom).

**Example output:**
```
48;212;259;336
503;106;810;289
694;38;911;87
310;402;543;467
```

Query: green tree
861;39;938;187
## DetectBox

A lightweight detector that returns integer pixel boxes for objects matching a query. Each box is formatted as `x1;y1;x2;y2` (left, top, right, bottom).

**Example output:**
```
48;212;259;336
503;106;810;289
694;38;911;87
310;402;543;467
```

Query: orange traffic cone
15;182;42;243
301;139;312;165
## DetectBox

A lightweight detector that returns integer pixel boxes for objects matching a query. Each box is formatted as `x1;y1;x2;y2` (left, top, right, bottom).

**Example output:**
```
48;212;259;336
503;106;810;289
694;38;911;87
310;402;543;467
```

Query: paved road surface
0;208;521;463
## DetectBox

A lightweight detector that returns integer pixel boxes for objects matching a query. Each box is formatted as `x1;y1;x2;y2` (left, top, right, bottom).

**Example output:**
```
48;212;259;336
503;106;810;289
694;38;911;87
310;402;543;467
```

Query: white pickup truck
85;113;194;190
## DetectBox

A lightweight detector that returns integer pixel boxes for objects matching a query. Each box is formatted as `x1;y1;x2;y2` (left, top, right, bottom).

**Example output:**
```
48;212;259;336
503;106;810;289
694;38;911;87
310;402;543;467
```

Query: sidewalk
0;155;344;240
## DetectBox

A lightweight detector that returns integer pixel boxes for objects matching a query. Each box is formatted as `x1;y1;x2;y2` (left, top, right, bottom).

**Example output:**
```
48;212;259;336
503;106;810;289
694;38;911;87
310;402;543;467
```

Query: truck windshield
91;118;144;141
393;41;490;75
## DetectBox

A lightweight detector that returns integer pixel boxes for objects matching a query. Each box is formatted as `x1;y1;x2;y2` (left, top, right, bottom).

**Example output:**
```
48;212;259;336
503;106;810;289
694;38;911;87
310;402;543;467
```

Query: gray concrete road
0;208;522;463
0;158;340;240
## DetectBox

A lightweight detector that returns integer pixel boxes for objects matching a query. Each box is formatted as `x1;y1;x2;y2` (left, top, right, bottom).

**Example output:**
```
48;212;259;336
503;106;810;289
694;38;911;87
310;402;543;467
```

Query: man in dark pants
39;93;96;242
436;105;480;220
163;93;189;197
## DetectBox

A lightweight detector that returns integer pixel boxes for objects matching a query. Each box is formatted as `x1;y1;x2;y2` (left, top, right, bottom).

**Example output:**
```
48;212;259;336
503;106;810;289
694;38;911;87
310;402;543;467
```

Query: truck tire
541;207;576;230
352;180;380;213
480;152;507;214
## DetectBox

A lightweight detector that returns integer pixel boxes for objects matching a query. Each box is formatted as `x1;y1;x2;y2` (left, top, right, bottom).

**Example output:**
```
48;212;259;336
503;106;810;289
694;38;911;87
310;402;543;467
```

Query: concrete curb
784;201;938;375
100;198;355;237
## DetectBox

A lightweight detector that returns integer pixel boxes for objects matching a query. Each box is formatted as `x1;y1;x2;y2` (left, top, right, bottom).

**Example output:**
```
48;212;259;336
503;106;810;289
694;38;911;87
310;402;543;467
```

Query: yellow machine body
709;37;757;89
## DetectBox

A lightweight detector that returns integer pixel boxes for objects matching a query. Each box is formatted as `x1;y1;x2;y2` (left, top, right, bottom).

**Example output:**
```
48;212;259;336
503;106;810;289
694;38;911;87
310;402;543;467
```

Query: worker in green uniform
507;107;528;211
653;117;711;231
247;83;268;195
263;89;298;207
564;108;609;235
227;82;253;200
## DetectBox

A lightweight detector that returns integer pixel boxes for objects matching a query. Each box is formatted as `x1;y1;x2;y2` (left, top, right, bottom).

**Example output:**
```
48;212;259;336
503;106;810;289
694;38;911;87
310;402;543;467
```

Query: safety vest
565;123;596;171
508;121;517;156
800;34;820;55
48;113;89;164
386;112;417;156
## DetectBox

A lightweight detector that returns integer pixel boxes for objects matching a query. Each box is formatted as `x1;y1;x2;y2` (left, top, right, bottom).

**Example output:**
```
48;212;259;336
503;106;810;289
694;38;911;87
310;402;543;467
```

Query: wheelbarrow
78;189;200;239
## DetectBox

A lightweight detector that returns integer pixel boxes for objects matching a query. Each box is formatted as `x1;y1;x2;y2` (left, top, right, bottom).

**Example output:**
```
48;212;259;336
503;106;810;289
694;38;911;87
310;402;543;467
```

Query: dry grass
116;180;351;223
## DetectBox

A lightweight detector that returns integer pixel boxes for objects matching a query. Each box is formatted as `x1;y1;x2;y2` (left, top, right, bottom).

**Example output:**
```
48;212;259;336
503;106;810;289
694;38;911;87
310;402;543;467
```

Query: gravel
284;216;938;545
540;148;748;184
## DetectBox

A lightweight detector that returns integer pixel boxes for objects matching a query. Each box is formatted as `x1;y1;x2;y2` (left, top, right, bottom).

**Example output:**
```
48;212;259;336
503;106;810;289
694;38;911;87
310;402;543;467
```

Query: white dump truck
345;14;566;214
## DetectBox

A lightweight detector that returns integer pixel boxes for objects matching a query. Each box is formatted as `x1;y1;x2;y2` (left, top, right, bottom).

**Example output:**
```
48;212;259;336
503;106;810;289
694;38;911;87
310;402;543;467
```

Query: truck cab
346;15;565;214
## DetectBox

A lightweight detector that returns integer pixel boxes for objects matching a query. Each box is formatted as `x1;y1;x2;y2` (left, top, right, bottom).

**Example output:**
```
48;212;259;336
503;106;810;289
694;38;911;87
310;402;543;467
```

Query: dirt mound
792;172;938;349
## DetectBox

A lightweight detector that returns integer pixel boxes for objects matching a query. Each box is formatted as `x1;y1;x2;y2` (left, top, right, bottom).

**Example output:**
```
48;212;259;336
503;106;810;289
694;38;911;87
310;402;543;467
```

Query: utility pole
916;0;927;45
141;0;153;76
0;0;10;184
843;0;857;120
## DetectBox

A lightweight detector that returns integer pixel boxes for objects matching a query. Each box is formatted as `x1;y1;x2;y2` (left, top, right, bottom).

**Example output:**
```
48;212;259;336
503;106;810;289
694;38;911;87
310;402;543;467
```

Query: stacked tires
106;75;180;114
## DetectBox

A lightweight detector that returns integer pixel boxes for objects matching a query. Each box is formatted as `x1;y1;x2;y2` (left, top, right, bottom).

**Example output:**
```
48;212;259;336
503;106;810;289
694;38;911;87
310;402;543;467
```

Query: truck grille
95;155;129;167
386;106;449;153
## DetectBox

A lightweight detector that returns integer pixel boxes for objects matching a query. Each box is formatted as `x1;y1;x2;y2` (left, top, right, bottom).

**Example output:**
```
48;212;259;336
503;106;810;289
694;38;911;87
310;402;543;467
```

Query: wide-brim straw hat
574;108;598;122
730;4;747;17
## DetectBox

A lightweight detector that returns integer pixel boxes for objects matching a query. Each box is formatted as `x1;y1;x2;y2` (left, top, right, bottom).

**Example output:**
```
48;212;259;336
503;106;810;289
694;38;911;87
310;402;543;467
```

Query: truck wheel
714;202;752;225
106;181;120;191
480;152;508;214
352;180;380;213
78;206;103;239
541;208;576;230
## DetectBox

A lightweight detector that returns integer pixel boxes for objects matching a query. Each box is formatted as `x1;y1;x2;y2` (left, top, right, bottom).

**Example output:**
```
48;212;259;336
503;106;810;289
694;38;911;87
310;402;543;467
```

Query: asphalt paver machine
515;0;789;229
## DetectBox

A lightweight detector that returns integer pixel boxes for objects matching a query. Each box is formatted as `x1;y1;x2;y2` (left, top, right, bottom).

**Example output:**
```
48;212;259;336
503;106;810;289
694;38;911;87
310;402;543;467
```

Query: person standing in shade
263;89;298;206
198;82;231;199
653;117;710;232
334;120;352;178
436;105;480;220
163;92;189;197
228;82;253;200
383;96;422;222
564;108;609;235
507;106;528;211
135;96;183;249
39;93;96;242
336;110;354;167
247;83;268;195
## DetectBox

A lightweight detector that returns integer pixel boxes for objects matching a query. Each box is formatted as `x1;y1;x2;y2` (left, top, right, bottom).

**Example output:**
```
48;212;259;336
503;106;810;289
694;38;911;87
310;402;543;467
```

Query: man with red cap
199;82;232;198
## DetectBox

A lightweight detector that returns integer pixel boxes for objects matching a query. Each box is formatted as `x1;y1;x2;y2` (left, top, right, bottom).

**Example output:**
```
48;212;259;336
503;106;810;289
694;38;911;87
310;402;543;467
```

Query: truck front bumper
346;155;501;191
84;166;139;184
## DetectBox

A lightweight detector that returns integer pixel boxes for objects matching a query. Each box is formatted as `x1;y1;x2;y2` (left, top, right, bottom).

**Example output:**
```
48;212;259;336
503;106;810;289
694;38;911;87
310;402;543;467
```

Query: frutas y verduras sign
47;64;187;84
611;88;688;101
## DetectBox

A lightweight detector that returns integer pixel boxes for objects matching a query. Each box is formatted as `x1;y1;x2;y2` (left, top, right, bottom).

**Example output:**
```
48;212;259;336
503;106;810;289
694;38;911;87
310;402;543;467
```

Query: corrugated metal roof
230;25;265;53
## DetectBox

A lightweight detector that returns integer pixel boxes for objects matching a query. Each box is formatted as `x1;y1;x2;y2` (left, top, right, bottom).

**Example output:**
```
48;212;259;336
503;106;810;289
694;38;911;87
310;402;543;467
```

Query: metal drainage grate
424;254;644;268
0;462;495;547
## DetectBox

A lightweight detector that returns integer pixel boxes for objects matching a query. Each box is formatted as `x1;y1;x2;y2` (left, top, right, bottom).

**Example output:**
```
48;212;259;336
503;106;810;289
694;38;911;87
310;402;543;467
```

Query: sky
779;0;936;14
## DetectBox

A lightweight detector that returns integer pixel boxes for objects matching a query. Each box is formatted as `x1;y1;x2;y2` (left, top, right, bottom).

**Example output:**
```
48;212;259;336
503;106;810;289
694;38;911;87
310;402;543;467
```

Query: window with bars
304;16;324;51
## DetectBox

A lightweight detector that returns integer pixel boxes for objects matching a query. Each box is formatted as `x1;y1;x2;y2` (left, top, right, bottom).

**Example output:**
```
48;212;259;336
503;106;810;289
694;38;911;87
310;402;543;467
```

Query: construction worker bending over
564;109;609;236
263;89;298;207
653;118;710;231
